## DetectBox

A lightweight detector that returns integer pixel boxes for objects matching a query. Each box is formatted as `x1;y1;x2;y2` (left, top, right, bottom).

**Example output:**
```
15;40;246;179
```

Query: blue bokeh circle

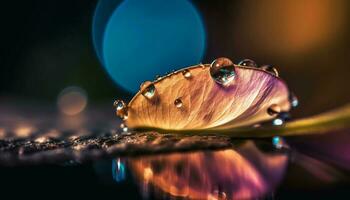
93;0;206;92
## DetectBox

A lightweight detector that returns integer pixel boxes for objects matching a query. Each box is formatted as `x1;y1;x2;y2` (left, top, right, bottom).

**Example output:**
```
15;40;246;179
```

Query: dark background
1;0;350;118
0;1;350;198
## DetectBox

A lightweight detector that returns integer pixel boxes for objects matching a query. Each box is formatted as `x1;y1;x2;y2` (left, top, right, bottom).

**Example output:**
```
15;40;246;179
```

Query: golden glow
143;167;153;182
14;125;35;137
129;142;288;199
233;0;346;56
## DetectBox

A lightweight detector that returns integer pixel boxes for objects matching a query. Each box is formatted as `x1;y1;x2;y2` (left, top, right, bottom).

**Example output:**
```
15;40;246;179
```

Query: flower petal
125;64;291;130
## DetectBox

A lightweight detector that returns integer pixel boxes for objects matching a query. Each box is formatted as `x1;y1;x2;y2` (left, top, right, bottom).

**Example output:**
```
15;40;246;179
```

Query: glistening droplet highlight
238;59;257;67
174;98;183;108
267;104;281;116
140;81;156;99
114;99;128;120
182;69;191;78
260;65;279;77
289;93;299;108
210;57;236;86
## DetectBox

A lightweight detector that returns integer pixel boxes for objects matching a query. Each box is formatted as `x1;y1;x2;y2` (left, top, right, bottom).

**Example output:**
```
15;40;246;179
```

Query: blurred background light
92;0;122;66
57;86;88;116
14;125;35;138
93;0;206;92
231;0;346;58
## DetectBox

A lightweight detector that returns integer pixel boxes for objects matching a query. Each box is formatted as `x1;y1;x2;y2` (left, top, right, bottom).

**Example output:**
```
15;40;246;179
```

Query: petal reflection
127;141;288;199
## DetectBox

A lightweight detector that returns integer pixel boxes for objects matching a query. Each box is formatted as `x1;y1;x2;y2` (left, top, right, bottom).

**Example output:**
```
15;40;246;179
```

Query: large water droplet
289;93;299;108
267;104;281;116
174;98;183;108
210;57;236;86
260;65;279;77
182;69;191;78
114;100;128;120
140;81;155;99
238;59;257;67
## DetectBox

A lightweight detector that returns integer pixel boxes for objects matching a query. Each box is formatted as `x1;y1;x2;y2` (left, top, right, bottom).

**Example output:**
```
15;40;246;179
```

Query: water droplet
272;136;284;149
289;93;299;108
210;57;236;86
272;112;290;125
267;104;281;116
155;75;161;80
260;65;279;76
140;81;156;99
120;123;128;132
272;118;284;126
174;98;183;108
182;69;191;78
114;100;124;110
238;59;257;67
114;100;128;120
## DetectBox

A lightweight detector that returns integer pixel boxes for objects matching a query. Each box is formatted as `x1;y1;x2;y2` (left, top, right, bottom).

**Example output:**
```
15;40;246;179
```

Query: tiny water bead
120;123;128;132
140;81;156;99
260;65;279;77
155;75;161;80
267;104;281;116
182;69;192;78
114;100;128;120
238;59;257;68
114;100;125;110
289;93;299;108
272;112;290;126
210;57;236;86
174;98;183;108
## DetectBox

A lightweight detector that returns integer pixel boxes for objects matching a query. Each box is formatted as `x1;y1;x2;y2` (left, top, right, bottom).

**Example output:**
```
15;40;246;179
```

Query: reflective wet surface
1;102;350;199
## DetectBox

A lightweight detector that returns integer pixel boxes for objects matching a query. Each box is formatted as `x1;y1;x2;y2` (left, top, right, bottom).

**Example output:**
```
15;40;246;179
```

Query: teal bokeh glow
93;0;206;92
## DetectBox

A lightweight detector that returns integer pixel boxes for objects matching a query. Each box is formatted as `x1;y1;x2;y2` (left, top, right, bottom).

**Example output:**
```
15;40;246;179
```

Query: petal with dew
124;63;291;130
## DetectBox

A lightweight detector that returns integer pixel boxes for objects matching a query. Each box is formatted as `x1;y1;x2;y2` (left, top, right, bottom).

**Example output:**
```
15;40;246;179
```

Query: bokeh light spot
94;0;206;92
57;86;88;116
